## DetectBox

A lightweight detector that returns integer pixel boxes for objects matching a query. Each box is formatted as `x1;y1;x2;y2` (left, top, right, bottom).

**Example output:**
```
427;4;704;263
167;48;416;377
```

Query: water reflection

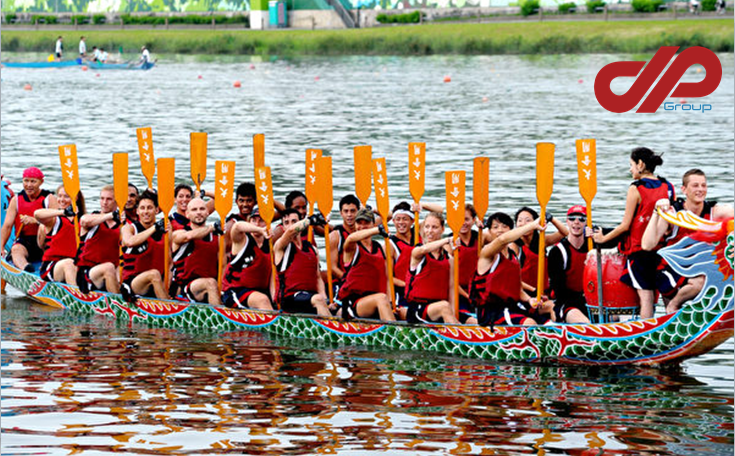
2;298;732;455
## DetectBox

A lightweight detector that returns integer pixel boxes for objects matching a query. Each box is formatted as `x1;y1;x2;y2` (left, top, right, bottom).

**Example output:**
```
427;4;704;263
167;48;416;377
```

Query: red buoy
198;75;203;79
23;84;32;91
233;80;242;88
583;252;639;310
81;66;88;71
443;75;451;83
679;98;687;104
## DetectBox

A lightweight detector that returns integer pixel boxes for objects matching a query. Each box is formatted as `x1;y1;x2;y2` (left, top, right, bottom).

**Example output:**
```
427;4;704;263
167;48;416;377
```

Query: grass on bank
2;20;733;56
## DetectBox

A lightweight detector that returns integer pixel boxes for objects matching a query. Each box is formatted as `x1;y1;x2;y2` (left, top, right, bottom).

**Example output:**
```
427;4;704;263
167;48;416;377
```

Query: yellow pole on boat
215;160;235;294
113;153;129;282
255;165;278;309
354;145;372;208
58;144;81;247
136;127;156;190
473;157;489;256
576;139;597;252
445;170;466;319
535;143;554;302
157;158;176;289
190;132;207;194
373;157;395;311
305;149;322;244
408;142;425;245
316;156;334;306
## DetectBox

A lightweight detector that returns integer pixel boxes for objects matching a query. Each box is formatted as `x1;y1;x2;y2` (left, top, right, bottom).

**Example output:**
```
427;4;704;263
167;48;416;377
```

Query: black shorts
14;235;44;264
395;285;409;308
476;301;530;327
622;251;685;297
340;292;378;320
406;298;452;324
281;291;318;315
553;296;589;323
222;287;269;309
76;266;105;293
40;259;67;281
122;276;157;299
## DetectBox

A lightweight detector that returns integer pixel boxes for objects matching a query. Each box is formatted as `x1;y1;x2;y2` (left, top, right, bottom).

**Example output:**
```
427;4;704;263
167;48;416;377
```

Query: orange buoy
443;75;451;83
23;84;32;91
233;80;242;88
198;75;203;79
81;65;88;71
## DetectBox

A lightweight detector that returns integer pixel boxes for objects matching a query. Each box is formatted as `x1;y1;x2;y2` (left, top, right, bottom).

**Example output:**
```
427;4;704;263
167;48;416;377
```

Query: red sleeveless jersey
223;233;272;291
390;233;417;282
121;221;166;282
470;252;521;307
620;177;675;255
277;240;319;299
338;240;386;299
516;234;549;292
76;216;120;267
172;226;219;282
17;189;52;237
405;249;450;302
42;216;77;262
549;238;586;294
169;212;190;232
457;231;478;288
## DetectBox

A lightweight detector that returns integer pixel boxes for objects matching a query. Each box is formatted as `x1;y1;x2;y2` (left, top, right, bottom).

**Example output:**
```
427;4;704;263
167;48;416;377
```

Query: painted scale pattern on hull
2;232;733;366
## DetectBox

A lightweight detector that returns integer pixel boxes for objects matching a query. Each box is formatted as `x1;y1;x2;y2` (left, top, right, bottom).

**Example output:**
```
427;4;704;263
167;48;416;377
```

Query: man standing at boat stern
1;167;56;272
547;205;591;324
171;198;223;305
76;185;121;294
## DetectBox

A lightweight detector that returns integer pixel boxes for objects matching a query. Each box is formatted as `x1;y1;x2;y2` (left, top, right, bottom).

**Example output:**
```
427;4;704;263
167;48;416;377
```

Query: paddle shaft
537;208;547;300
413;208;420;246
596;241;605;323
217;215;226;293
453;234;460;318
308;204;314;243
383;222;396;312
323;224;334;305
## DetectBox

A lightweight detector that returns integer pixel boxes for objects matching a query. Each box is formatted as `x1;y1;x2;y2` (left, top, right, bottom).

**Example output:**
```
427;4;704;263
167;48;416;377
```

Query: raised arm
34;208;68;229
410;237;451;268
342;227;382;264
544;215;570;244
122;221;162;248
481;219;543;261
231;221;268;245
274;217;311;264
80;211;116;230
641;199;673;251
171;224;214;246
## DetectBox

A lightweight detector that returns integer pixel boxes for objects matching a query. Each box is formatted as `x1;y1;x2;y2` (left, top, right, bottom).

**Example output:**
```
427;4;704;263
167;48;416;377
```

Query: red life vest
390;233;417;282
666;199;716;245
516;234;549;291
277;240;319;299
338;240;386;299
172;225;219;282
619;177;675;255
335;225;351;272
121;221;166;282
169;212;190;231
405;249;450;302
42;216;77;262
16;189;52;237
470;252;521;308
76;216;120;267
457;231;478;288
223;233;272;291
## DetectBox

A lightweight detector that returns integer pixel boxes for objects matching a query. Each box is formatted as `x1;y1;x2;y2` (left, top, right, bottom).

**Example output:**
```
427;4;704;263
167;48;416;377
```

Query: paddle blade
113;153;129;212
576;139;597;205
157;158;175;215
316;156;333;217
255;166;275;225
536;143;555;208
445;170;466;235
190;132;207;191
473;157;489;219
215;160;236;222
253;134;265;173
373;157;390;221
408;142;426;203
136;127;155;188
58;144;80;204
354;145;373;206
305;149;322;206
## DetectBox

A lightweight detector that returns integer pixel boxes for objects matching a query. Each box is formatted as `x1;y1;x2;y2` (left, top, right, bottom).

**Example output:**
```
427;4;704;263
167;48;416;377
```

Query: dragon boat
2;59;155;70
2;211;733;366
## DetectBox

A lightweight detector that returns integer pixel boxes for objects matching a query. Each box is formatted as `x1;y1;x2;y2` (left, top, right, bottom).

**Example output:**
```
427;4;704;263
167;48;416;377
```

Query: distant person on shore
79;36;87;58
55;36;63;61
689;0;700;14
715;0;726;13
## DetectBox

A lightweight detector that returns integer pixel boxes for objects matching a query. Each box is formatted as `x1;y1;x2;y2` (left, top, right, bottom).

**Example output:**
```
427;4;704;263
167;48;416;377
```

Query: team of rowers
1;146;731;327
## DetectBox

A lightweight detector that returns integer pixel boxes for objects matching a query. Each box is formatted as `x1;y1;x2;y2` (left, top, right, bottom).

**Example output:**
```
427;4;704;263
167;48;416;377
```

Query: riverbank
2;20;733;56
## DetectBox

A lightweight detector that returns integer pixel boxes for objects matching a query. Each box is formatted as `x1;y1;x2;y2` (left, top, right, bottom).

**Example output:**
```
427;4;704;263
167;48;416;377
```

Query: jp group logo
594;46;722;113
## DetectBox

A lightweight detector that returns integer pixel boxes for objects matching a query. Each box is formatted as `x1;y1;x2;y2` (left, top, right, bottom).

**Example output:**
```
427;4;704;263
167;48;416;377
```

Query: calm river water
1;52;733;455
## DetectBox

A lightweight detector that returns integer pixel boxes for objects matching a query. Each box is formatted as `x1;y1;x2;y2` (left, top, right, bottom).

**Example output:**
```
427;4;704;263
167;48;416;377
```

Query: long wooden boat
2;213;732;366
2;59;155;70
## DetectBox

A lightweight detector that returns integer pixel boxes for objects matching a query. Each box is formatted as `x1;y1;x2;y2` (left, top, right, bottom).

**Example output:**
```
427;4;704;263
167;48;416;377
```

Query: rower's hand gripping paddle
305;149;322;244
446;170;466;319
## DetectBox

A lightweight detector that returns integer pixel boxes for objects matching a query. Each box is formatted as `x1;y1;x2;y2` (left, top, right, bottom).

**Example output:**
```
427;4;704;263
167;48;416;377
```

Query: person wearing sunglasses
546;205;591;324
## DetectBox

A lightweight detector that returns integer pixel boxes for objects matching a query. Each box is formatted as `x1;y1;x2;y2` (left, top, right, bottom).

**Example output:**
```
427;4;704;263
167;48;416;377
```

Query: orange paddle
58;144;81;246
190;132;207;193
445;170;465;318
473;157;489;256
576;139;597;251
113;153;129;281
253;134;265;175
535;143;555;301
157;157;175;288
136;127;156;189
373;157;395;310
215;160;235;292
354;145;373;207
316;156;334;306
255;166;278;307
408;142;426;245
305;149;322;243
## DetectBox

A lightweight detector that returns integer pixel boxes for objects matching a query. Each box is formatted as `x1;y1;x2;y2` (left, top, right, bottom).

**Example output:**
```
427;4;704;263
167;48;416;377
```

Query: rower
171;198;223;305
34;185;85;283
120;191;169;301
0;167;57;272
546;205;592;324
470;212;542;327
642;169;733;313
221;208;274;311
328;194;360;283
389;202;418;308
274;209;332;317
227;182;257;224
456;204;481;324
124;183;139;223
404;212;458;324
264;190;317;243
338;208;395;321
592;147;674;319
513;206;568;296
169;184;215;231
76;185;121;294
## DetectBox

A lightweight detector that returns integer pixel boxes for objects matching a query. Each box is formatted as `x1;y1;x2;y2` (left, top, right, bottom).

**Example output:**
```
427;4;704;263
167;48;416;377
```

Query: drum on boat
584;251;640;318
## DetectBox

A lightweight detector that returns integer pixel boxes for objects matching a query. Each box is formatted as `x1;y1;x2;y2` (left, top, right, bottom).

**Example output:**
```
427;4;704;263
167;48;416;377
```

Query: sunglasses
568;216;586;223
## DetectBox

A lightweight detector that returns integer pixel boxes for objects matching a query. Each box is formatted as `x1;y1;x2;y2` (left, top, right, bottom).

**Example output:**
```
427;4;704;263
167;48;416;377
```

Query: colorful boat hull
2;230;732;366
